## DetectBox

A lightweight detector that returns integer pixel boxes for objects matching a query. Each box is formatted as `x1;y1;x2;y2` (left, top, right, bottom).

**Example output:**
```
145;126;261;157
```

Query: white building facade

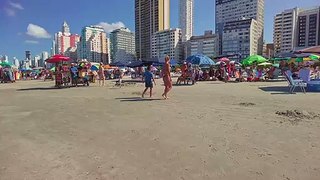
187;31;219;58
215;0;265;55
273;6;320;54
179;0;194;42
110;27;135;63
78;26;108;63
222;19;259;61
152;28;183;62
273;8;299;54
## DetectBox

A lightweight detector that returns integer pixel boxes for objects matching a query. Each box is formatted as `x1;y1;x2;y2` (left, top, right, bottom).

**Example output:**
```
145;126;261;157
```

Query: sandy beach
1;79;320;180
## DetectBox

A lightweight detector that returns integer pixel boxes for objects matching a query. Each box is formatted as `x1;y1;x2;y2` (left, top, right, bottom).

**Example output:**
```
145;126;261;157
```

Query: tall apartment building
54;21;80;57
222;19;259;61
152;28;183;62
187;30;219;58
40;51;49;67
78;26;108;63
110;27;135;63
296;7;320;49
179;0;194;42
215;0;265;56
273;6;320;54
273;8;299;54
135;0;170;61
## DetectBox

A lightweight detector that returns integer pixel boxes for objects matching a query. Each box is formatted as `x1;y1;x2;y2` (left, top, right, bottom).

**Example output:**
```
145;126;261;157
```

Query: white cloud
25;40;39;44
4;8;16;16
3;1;24;16
26;24;51;39
9;1;24;10
97;22;126;33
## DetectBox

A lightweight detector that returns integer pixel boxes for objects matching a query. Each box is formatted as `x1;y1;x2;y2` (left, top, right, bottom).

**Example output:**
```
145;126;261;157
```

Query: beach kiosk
46;55;71;88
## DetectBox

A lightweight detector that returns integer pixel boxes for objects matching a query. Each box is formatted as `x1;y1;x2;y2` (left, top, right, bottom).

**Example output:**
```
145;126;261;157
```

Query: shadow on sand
115;97;163;102
17;87;60;91
258;86;305;95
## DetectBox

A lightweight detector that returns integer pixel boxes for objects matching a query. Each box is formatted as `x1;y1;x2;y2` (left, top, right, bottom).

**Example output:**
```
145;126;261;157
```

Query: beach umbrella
242;55;267;66
90;64;99;71
0;62;12;67
110;61;127;67
272;63;280;68
186;54;215;67
127;61;149;68
309;54;320;60
46;55;71;64
218;57;230;62
258;62;272;66
50;67;55;72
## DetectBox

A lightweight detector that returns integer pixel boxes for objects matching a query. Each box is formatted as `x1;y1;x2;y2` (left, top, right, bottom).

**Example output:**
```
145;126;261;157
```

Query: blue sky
0;0;319;61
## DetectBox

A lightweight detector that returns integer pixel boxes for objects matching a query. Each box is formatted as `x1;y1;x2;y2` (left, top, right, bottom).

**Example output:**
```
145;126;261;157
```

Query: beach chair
285;71;307;93
298;69;311;82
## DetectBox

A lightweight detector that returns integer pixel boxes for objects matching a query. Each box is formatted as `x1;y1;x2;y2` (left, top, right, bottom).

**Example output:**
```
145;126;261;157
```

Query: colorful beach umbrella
186;54;215;67
218;57;230;62
46;55;71;64
258;62;272;66
0;62;12;67
90;64;100;71
242;55;267;66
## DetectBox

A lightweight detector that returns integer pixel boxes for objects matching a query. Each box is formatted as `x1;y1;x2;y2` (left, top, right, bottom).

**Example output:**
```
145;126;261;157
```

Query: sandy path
0;80;320;180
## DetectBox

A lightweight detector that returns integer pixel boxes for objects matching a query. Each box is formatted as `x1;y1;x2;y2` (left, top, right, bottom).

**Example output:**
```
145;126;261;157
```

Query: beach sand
0;79;320;180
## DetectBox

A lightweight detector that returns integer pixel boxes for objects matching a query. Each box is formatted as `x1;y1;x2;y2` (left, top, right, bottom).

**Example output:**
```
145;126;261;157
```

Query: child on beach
142;65;156;98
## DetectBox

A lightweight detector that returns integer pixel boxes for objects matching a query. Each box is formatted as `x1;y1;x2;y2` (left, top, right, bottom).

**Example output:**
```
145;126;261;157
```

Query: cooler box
307;80;320;92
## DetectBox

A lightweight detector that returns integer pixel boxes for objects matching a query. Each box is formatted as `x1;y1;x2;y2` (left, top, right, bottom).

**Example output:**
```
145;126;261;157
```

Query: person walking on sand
98;62;105;86
162;56;172;99
142;65;156;98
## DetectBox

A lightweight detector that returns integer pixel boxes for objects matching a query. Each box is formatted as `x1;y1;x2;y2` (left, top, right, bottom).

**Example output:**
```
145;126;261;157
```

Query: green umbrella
272;57;291;61
309;54;320;61
242;55;267;66
258;62;272;66
0;62;12;67
50;67;55;72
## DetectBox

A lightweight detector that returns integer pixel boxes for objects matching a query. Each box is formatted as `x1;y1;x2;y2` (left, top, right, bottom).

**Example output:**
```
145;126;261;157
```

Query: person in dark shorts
142;65;156;98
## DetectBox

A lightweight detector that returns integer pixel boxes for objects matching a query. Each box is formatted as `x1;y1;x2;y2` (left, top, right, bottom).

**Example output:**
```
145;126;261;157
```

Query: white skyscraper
13;57;20;67
40;51;49;67
152;28;183;62
78;26;108;63
179;0;194;42
110;27;135;63
33;55;41;67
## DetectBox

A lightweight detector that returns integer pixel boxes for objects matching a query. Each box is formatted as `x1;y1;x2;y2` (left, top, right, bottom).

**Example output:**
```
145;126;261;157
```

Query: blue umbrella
90;65;99;71
186;54;215;66
127;61;150;68
110;61;127;67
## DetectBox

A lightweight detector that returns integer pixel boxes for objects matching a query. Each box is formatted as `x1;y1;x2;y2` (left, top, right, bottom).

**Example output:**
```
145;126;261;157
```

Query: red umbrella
218;57;230;62
46;55;71;63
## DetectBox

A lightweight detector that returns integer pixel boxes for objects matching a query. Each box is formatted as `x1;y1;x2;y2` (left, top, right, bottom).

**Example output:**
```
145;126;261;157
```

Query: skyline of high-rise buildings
135;0;170;61
4;1;320;63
